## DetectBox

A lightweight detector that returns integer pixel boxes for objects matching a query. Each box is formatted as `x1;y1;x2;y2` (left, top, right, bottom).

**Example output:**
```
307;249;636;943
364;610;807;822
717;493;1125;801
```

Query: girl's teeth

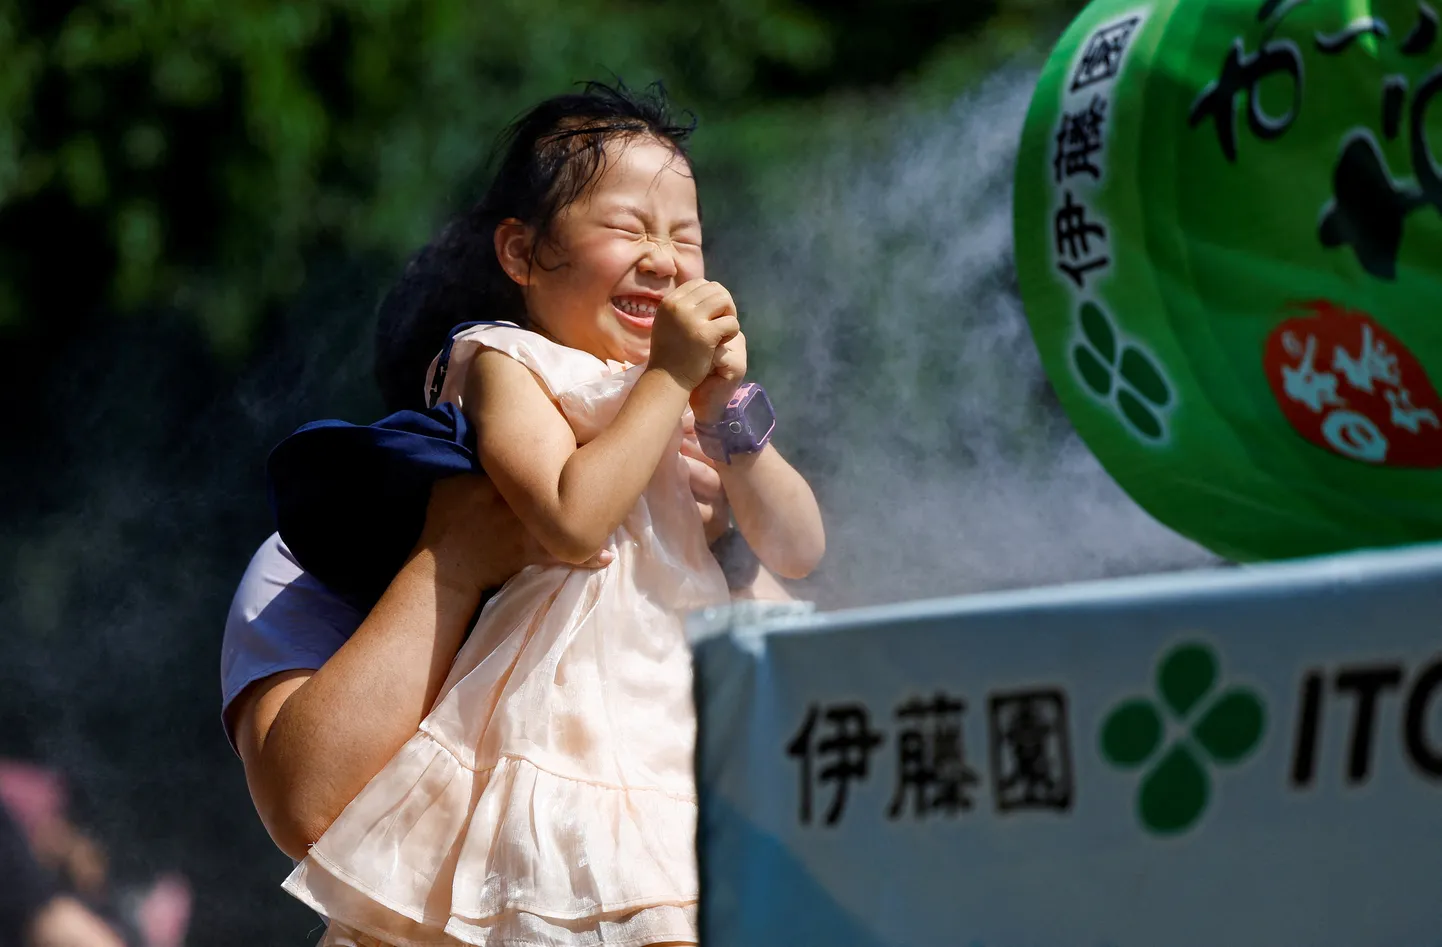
616;299;657;317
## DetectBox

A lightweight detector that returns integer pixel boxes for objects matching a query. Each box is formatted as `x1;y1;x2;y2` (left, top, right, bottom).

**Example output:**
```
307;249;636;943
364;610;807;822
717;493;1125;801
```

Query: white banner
690;543;1442;947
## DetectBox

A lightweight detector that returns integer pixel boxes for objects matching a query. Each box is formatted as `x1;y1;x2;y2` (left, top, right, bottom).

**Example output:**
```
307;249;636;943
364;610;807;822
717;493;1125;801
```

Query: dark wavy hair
373;80;698;414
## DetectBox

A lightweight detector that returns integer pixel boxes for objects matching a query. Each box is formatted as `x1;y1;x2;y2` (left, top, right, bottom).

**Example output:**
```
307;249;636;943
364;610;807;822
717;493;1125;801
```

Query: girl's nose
637;240;678;278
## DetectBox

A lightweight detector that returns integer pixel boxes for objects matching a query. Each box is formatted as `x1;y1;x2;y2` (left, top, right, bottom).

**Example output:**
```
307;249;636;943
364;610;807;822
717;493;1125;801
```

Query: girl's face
504;135;704;365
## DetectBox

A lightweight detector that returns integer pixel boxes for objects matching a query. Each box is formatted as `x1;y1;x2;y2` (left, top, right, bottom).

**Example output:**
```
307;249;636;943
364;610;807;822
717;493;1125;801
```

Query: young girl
278;83;825;946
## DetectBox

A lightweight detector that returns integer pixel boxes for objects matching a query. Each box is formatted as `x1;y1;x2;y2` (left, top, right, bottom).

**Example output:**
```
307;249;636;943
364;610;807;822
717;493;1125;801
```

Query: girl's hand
690;329;747;424
649;279;740;391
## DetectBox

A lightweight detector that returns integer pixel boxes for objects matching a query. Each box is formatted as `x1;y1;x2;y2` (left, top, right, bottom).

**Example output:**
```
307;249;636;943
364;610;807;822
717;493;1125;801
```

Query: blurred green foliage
0;0;1080;357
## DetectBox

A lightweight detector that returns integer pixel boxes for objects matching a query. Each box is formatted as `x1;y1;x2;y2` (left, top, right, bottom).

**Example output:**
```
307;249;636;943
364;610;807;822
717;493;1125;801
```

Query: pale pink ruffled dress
283;325;730;946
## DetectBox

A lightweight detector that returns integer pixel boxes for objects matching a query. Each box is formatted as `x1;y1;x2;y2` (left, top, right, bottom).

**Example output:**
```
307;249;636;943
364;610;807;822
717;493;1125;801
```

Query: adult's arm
229;475;602;859
232;451;781;860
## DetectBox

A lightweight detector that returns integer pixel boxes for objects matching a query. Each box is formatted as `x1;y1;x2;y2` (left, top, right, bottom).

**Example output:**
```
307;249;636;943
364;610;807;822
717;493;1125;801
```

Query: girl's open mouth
612;296;659;331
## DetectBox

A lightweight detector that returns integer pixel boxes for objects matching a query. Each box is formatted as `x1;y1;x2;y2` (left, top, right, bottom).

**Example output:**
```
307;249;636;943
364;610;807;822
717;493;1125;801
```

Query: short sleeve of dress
219;533;363;750
425;324;617;411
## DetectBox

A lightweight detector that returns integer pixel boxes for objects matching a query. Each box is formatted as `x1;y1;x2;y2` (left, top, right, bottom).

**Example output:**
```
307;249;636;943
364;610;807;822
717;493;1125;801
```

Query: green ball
1014;0;1442;561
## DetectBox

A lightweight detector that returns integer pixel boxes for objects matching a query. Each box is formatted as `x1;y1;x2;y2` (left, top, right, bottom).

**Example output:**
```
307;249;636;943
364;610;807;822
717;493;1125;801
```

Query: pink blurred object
0;758;193;946
0;758;66;837
136;875;193;947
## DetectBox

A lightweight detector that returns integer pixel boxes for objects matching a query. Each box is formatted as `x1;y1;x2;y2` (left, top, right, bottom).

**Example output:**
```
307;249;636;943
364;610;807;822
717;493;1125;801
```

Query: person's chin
606;322;651;365
619;339;651;365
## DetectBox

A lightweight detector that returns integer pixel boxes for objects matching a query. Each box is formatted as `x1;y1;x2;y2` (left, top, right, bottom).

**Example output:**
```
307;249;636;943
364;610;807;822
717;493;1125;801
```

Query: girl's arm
690;325;825;580
683;430;801;597
465;353;691;563
468;280;739;564
715;445;825;580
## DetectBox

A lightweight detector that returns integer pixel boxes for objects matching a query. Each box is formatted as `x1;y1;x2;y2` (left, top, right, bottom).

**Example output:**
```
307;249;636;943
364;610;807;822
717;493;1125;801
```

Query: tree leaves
0;0;1079;359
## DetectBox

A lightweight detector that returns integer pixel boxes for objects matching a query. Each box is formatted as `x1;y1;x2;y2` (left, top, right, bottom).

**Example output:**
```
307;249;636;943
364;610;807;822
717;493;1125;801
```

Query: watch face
742;389;776;438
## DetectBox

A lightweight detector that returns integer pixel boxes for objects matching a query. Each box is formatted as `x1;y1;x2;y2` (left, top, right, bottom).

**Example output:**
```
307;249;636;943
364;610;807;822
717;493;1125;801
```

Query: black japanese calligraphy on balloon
1191;0;1442;280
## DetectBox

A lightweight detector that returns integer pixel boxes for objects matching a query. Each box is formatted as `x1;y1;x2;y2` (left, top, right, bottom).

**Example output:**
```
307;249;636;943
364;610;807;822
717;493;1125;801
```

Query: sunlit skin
483;133;825;573
230;135;817;867
496;136;704;369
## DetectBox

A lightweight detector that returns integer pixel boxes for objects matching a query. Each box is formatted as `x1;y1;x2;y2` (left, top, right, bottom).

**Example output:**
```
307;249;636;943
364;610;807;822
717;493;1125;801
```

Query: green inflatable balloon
1015;0;1442;562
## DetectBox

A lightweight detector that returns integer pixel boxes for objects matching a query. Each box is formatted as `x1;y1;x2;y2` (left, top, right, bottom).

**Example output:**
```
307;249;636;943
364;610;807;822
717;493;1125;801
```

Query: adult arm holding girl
228;476;608;860
227;443;775;859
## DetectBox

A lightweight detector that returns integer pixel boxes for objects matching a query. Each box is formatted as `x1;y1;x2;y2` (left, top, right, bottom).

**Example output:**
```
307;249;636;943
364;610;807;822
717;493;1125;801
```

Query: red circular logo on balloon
1263;301;1442;468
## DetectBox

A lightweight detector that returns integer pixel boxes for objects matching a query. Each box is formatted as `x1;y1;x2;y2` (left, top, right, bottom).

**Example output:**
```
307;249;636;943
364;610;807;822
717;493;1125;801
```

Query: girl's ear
494;219;535;287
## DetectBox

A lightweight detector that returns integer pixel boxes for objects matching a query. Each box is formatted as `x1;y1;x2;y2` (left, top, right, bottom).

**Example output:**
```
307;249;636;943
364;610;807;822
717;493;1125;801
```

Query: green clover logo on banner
1100;642;1265;835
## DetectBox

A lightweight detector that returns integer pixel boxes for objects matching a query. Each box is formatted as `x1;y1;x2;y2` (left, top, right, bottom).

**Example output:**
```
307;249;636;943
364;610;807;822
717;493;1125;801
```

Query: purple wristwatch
695;383;776;464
